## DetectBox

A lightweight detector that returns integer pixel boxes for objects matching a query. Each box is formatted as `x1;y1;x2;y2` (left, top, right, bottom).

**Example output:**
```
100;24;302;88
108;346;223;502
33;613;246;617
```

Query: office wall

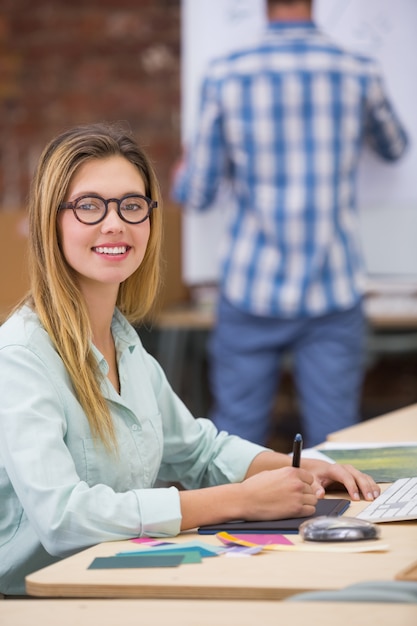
0;0;187;315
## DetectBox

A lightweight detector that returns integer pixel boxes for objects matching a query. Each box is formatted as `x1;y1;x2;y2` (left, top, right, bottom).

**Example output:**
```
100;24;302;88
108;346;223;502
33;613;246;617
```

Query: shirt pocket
81;411;164;491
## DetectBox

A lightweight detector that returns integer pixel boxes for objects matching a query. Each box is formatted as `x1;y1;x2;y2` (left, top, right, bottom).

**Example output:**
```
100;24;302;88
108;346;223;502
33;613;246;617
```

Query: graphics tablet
198;498;350;534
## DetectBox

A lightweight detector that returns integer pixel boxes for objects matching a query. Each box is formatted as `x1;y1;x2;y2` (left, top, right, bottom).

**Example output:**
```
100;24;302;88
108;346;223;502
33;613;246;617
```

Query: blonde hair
26;122;163;449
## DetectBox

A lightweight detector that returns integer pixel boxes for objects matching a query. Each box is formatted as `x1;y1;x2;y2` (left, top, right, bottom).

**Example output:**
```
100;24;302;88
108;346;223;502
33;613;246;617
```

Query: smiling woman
0;122;380;597
57;155;152;303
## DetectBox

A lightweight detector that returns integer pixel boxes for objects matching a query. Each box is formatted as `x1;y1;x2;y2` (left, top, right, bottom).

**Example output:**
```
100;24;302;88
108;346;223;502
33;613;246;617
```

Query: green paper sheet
318;444;417;482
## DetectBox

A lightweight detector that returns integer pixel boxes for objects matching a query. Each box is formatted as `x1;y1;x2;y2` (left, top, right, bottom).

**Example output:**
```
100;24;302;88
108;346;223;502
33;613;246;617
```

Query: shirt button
131;424;138;431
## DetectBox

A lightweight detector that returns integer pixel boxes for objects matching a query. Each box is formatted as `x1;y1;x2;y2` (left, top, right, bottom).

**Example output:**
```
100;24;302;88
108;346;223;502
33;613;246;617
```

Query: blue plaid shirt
173;21;408;317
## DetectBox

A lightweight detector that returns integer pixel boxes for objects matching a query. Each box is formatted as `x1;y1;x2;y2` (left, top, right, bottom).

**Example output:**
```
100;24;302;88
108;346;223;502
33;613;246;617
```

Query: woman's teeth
94;246;127;255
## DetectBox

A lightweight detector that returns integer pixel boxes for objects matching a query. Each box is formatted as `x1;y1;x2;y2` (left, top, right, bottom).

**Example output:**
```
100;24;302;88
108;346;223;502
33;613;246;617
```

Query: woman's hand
245;451;381;502
301;458;381;501
179;465;318;530
240;466;318;520
179;452;381;531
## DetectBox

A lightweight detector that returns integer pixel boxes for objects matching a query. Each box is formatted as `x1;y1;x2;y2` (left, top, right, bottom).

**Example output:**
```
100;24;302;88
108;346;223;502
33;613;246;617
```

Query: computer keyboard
357;477;417;523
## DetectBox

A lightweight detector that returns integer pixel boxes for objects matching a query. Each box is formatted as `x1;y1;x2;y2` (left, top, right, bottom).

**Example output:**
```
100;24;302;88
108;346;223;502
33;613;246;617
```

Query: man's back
176;20;408;316
210;24;398;189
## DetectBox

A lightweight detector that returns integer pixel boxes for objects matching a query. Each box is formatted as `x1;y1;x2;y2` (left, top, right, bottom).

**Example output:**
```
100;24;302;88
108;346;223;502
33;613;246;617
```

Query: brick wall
1;0;181;203
0;0;187;308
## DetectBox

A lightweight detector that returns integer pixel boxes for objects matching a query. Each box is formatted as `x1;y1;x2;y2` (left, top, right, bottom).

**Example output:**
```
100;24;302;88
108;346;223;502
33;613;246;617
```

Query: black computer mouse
299;516;380;542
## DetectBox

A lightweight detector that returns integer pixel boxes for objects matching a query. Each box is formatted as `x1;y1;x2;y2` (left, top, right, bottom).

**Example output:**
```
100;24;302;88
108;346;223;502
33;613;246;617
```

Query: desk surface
25;404;417;600
2;599;417;626
327;403;417;443
25;500;416;600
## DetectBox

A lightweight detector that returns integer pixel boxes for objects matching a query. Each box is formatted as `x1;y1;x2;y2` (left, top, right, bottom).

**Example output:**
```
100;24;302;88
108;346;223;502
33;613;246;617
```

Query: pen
292;433;303;468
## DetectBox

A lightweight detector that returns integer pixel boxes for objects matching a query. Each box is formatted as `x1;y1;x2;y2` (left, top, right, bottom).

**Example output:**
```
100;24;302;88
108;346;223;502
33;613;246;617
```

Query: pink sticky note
131;538;172;546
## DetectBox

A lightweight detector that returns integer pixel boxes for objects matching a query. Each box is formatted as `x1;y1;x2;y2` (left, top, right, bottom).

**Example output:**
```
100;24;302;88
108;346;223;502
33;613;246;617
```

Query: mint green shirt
0;306;265;594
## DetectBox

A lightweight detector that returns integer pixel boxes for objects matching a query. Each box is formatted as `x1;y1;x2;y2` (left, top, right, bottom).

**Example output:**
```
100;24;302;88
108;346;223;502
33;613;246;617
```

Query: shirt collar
111;308;140;354
91;308;139;375
267;20;316;34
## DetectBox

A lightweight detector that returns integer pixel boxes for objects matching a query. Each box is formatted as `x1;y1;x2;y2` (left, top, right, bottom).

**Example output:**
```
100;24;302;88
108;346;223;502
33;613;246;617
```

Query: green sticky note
88;554;184;569
171;550;202;564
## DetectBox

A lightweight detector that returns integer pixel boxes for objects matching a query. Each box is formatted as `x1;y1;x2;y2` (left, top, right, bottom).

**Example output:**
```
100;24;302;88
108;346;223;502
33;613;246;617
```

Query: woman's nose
101;201;125;231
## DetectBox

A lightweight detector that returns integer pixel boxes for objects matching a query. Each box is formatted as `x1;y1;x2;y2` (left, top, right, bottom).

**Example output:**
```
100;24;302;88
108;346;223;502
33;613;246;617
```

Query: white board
180;0;417;284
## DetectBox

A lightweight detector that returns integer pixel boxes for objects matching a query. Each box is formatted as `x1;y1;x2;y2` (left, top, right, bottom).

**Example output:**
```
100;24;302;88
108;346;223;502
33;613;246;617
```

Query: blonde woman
0;123;379;596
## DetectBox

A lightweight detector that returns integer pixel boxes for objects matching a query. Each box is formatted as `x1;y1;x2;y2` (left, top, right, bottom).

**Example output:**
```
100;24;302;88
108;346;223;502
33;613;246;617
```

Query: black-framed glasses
59;193;157;225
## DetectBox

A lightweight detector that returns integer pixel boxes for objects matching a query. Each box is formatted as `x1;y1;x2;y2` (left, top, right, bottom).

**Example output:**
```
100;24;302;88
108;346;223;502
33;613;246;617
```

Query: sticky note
131;538;174;546
224;545;263;556
119;541;222;558
88;554;184;569
117;548;203;564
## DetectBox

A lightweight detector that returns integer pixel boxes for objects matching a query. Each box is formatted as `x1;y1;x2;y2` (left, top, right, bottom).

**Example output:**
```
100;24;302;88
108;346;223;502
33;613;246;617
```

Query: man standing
172;0;408;447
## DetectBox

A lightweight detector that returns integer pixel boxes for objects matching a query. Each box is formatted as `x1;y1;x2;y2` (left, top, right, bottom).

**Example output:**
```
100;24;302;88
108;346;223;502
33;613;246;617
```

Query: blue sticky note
117;541;221;559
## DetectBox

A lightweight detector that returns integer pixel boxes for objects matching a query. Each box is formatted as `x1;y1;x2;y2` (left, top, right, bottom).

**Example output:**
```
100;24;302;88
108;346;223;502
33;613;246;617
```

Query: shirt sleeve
171;67;230;209
364;62;409;161
0;343;183;557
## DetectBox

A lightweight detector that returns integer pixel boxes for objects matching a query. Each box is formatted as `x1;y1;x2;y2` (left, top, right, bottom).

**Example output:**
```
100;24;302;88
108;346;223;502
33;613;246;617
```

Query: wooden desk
156;299;417;331
2;599;417;626
327;403;417;443
156;305;214;330
25;499;416;600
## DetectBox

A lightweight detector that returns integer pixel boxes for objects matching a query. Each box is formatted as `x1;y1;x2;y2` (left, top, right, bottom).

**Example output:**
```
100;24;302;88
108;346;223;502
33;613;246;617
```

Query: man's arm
365;68;409;161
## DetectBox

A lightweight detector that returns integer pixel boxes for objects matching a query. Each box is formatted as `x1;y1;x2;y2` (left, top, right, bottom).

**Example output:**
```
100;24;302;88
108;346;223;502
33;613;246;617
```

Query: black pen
292;433;303;468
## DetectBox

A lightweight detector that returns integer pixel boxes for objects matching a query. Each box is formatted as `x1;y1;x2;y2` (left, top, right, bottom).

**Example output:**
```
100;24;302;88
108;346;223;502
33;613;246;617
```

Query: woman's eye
78;202;101;211
122;198;147;212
